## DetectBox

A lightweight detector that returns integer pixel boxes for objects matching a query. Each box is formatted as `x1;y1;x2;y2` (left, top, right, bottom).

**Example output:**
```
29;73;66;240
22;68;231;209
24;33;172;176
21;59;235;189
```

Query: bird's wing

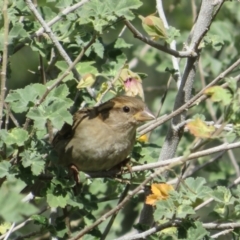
52;108;90;146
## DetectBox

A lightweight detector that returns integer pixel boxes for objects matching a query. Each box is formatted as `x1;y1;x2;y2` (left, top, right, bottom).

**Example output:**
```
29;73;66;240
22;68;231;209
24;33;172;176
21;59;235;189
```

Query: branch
124;19;197;58
138;60;240;136
23;35;96;130
69;139;240;239
0;0;9;130
69;152;196;239
115;221;240;240
14;0;90;53
129;141;240;173
24;0;95;101
34;0;90;37
156;0;182;88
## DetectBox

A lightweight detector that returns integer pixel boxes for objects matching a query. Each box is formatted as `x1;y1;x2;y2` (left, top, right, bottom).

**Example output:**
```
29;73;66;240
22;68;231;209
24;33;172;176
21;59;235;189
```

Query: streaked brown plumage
52;96;155;172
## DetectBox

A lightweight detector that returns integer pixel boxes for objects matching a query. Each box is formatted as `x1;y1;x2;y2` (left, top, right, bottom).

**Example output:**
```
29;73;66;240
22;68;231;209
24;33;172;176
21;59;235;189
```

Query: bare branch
124;19;197;58
138;60;240;136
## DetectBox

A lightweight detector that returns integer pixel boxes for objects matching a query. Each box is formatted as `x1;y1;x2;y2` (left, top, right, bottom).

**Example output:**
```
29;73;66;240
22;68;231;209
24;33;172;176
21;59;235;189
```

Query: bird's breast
62;120;136;172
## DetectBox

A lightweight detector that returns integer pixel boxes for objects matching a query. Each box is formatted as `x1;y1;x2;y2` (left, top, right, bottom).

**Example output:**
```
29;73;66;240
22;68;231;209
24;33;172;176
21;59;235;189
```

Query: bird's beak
134;108;155;122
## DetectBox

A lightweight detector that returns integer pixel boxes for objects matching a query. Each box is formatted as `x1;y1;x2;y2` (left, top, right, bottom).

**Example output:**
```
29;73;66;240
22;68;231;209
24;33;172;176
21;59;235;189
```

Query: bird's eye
123;106;130;113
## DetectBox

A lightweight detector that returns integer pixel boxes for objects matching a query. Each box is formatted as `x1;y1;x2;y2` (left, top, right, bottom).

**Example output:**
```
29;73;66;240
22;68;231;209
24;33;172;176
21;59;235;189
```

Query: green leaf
212;186;233;204
176;204;195;218
140;143;161;163
92;41;104;58
166;26;180;43
20;149;45;176
181;177;212;202
77;0;142;32
115;38;133;49
47;192;69;208
4;128;29;147
75;61;98;76
0;161;11;178
154;198;175;220
0;186;37;222
27;84;73;130
186;221;209;240
202;34;224;51
205;86;232;106
8;23;29;44
31;215;49;226
5;84;46;113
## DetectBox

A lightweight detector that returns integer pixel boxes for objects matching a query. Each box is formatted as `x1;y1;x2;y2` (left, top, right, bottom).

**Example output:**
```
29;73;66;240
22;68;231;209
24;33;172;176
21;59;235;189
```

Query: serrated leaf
77;0;141;33
176;204;195;218
204;86;232;105
4;128;29;147
186;221;209;239
154;198;175;220
166;26;180;44
27;99;72;129
47;193;69;208
186;118;215;138
212;186;232;204
20;150;45;176
181;177;212;202
5;84;46;113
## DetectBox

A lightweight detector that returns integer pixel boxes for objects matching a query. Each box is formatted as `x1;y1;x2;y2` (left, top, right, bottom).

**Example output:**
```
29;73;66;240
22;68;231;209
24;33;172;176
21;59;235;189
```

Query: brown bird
52;96;155;173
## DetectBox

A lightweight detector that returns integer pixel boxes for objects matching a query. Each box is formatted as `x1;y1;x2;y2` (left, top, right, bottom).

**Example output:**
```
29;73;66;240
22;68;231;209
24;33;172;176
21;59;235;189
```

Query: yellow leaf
146;183;174;206
77;73;96;89
145;194;159;205
0;222;11;234
186;118;215;138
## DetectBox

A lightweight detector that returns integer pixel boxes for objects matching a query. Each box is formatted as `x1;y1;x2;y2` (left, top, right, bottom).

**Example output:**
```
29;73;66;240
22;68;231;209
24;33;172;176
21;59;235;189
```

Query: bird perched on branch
52;96;155;173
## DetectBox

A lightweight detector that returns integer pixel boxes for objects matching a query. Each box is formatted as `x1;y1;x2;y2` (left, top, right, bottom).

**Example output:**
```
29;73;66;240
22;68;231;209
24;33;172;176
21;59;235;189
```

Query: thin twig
69;140;240;239
34;0;90;37
138;59;240;136
70;155;199;240
124;19;197;58
24;0;94;100
211;229;233;238
23;35;96;130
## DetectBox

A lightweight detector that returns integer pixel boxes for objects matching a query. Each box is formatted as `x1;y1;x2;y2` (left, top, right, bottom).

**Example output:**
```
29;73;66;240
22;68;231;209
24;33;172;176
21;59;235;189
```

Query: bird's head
97;96;155;131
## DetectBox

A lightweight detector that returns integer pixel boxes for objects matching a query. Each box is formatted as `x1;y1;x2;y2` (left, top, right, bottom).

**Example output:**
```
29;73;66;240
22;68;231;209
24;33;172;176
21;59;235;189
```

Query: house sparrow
52;96;155;172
